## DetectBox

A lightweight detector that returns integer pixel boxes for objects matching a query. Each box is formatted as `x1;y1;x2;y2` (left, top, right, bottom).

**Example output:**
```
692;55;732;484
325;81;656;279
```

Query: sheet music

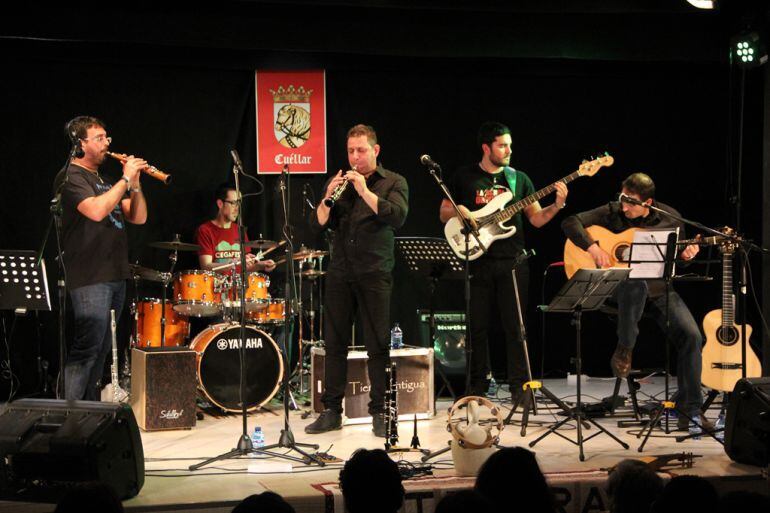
628;228;679;279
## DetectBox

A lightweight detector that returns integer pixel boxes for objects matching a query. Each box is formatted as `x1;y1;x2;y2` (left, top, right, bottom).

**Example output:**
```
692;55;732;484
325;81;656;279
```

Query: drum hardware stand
190;156;322;470
529;268;631;461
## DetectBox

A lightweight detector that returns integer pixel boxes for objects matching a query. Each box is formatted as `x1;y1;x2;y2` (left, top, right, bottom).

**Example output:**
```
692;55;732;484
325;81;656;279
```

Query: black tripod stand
189;156;322;471
529;268;631;461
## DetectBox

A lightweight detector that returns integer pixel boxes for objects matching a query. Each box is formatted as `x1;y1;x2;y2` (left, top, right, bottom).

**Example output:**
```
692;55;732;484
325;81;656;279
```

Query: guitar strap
503;166;518;198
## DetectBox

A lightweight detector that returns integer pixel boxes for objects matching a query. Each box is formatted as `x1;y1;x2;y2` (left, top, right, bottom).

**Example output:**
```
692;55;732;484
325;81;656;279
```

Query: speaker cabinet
725;377;770;467
311;346;435;424
416;310;466;377
0;399;144;500
130;347;197;431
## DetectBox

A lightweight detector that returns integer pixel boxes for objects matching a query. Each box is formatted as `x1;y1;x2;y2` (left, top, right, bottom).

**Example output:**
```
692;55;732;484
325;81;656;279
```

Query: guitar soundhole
615;244;631;263
717;326;738;346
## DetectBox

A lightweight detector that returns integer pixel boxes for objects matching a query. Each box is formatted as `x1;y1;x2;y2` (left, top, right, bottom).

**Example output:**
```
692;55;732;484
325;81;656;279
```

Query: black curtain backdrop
0;3;766;398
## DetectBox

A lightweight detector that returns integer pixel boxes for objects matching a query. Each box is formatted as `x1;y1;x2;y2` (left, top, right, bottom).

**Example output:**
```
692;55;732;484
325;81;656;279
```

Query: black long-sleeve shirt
309;165;408;277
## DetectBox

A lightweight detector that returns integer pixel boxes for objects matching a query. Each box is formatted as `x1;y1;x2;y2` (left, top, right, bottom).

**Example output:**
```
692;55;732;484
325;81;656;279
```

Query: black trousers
321;271;392;415
468;259;530;393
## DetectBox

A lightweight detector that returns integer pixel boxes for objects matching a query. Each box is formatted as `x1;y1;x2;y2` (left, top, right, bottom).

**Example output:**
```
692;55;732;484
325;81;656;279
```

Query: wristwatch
121;175;130;187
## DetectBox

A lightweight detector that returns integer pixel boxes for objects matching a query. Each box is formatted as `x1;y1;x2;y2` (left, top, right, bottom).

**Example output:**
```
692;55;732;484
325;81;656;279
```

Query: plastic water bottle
251;426;265;448
390;323;403;349
714;412;725;442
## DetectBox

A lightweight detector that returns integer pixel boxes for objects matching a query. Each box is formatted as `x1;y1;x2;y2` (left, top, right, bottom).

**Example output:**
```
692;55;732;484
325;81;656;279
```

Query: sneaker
610;347;633;378
372;412;387;438
304;409;342;434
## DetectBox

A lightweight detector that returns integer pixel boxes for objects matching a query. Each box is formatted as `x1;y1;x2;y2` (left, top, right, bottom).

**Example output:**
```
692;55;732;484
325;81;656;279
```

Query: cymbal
245;239;278;250
129;264;170;282
149;240;201;251
293;248;328;260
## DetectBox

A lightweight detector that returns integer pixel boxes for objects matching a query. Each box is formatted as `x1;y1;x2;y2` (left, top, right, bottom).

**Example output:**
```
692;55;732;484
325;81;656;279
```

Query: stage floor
1;376;766;513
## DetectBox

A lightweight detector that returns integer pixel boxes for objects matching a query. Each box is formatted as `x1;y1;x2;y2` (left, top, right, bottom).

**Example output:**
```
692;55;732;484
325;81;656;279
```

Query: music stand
0;250;52;399
529;268;631;461
0;251;51;313
395;237;463;401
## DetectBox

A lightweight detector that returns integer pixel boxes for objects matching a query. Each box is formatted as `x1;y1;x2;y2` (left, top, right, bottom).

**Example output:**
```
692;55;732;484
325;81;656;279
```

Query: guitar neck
490;170;582;224
722;251;734;327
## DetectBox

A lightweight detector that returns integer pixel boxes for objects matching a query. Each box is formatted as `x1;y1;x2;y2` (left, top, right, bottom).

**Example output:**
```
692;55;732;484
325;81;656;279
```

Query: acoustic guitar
701;228;762;392
562;225;721;279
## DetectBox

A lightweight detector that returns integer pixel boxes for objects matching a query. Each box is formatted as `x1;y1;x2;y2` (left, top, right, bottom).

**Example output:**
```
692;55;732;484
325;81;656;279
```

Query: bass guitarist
439;121;568;400
561;172;712;431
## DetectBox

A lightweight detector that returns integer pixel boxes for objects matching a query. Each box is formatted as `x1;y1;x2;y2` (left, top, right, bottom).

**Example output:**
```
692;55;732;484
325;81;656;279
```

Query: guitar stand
529;269;631;461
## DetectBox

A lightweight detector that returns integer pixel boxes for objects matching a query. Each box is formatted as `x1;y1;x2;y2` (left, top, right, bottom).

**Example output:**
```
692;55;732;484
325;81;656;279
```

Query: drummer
195;183;276;274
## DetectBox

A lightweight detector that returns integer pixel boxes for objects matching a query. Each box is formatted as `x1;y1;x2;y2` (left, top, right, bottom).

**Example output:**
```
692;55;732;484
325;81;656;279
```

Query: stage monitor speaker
130;347;197;431
0;399;144;500
416;310;466;377
725;377;770;467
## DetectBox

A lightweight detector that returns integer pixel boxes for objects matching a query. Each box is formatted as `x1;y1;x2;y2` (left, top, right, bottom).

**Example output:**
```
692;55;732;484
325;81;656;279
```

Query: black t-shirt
60;164;129;290
448;164;536;259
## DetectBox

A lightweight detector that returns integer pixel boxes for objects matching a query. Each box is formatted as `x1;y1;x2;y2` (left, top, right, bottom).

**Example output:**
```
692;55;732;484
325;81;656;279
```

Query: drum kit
128;236;328;412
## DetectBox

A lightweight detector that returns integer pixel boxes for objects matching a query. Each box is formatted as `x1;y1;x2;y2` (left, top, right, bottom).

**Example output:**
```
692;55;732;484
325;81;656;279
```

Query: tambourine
446;395;505;450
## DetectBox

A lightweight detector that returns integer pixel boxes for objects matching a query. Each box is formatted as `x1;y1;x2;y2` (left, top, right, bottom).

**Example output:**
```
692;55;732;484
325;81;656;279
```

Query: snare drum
173;270;221;317
247;298;286;325
134;298;189;348
189;323;283;412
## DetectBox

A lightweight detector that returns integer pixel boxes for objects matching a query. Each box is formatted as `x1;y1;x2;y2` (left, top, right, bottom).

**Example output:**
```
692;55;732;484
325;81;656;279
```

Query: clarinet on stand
384;362;399;451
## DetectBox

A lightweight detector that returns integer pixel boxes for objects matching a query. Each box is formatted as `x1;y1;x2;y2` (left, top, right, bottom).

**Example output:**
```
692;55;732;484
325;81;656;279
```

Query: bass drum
189;323;283;412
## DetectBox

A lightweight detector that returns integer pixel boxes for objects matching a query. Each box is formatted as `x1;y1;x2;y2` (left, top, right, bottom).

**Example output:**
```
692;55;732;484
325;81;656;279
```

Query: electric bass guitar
701;228;762;392
444;155;613;261
563;226;724;279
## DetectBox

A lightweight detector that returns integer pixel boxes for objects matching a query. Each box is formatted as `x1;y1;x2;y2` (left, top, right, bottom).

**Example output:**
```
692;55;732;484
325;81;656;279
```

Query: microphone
230;149;243;172
65;120;84;159
618;192;648;207
419;154;441;170
302;184;315;210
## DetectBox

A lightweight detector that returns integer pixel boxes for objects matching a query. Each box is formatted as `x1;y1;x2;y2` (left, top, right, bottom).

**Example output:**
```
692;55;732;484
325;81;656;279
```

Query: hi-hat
300;270;326;279
149;240;201;251
129;264;171;282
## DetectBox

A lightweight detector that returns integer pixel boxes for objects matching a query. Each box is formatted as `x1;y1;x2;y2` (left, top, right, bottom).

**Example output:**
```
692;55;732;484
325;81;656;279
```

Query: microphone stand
190;157;321;471
37;143;81;398
422;159;485;463
426;162;485;396
259;164;323;464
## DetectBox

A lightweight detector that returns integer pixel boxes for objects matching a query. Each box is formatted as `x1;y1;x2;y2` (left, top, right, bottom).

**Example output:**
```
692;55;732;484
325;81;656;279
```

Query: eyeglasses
222;199;239;206
81;135;112;144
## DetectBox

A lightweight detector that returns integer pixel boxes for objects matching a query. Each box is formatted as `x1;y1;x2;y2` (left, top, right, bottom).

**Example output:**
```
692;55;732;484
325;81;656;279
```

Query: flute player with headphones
55;115;148;401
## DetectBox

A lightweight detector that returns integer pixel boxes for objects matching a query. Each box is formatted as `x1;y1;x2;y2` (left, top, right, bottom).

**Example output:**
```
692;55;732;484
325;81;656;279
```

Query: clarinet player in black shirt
306;124;408;437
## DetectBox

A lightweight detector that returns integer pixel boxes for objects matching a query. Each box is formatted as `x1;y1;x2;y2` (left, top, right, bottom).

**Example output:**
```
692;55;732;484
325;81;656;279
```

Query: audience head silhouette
606;459;663;513
339;449;404;513
231;491;295;513
475;447;555;513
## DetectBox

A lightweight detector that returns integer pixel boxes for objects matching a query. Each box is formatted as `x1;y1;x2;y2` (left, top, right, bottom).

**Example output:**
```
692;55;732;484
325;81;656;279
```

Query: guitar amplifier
130;347;197;431
416;310;466;377
311;346;435;424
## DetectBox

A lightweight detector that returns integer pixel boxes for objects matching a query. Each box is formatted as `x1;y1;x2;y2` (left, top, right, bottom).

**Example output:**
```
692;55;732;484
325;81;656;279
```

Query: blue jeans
66;281;126;400
612;280;703;416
